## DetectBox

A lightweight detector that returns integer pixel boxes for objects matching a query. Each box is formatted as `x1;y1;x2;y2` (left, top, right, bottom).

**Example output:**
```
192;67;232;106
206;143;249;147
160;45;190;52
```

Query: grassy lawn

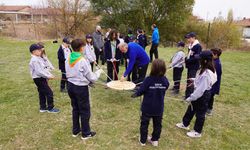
0;37;250;150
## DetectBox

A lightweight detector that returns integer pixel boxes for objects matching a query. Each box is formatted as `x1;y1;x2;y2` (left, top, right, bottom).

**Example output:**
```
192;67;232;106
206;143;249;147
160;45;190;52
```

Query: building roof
0;5;31;12
30;7;61;15
236;18;250;27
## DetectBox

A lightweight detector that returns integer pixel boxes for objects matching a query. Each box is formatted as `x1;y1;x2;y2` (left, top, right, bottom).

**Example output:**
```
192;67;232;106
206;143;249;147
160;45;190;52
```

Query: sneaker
60;89;67;93
138;137;146;146
171;90;179;95
147;136;158;147
176;122;190;130
81;131;96;140
48;108;60;113
186;130;202;138
207;109;213;116
39;109;47;113
72;132;81;138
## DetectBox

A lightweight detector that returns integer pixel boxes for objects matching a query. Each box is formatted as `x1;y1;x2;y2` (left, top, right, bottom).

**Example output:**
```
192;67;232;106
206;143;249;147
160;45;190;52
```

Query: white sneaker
138;136;146;146
72;132;80;138
39;109;47;113
186;130;202;138
147;136;158;147
176;122;190;130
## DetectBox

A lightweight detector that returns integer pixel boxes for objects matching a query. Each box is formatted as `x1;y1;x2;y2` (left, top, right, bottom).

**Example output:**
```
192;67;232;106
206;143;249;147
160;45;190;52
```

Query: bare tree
47;0;96;36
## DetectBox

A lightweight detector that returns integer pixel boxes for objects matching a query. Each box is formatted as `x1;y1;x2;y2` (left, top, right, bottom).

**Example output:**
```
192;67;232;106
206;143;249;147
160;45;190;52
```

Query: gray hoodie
186;69;217;102
65;57;101;86
29;55;53;79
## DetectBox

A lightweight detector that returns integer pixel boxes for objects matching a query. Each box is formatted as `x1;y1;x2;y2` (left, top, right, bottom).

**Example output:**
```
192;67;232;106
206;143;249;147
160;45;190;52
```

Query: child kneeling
65;39;102;140
132;59;169;146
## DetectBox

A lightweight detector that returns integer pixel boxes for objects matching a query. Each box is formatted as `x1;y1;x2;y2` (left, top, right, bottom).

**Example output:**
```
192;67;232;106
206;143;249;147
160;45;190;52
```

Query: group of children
28;30;222;147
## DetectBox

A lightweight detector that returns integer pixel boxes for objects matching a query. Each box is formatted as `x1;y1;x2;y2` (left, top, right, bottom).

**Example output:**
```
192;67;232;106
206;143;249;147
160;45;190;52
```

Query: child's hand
131;93;137;98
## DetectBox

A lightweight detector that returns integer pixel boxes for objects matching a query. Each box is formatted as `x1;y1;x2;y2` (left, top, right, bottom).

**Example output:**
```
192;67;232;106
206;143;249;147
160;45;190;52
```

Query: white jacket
84;44;96;63
187;69;217;101
65;57;101;86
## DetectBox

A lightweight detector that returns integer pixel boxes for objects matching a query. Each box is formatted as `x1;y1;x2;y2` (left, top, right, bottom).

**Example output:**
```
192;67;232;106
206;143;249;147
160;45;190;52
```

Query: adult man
184;32;202;99
119;42;150;84
92;25;105;65
150;24;160;62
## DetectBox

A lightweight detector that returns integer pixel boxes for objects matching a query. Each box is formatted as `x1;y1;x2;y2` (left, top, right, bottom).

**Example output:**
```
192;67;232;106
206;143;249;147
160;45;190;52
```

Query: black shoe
60;89;67;93
171;90;179;95
81;131;96;140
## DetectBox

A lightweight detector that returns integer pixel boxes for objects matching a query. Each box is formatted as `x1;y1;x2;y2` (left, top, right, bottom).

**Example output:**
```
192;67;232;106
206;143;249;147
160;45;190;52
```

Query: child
176;50;217;138
84;34;96;71
131;59;169;147
207;48;222;116
65;39;102;140
29;44;60;113
104;29;122;82
57;37;72;92
37;42;55;71
184;32;202;99
137;29;147;50
170;41;186;94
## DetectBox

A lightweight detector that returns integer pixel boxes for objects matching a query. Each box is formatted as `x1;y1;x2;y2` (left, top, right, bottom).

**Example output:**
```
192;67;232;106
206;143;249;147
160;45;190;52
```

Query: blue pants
140;113;163;143
67;82;91;136
33;78;54;110
182;90;211;133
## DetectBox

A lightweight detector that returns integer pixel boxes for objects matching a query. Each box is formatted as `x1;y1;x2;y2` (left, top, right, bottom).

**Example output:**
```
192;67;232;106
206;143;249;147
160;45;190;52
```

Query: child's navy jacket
185;43;202;70
135;76;169;116
211;58;222;95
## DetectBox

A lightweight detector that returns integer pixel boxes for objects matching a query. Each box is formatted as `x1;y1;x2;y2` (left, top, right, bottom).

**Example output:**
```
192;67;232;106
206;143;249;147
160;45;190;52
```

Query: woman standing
104;29;122;82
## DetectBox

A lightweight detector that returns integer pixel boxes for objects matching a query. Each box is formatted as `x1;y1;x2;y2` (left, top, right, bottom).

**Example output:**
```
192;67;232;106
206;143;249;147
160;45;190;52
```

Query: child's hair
85;34;93;45
199;50;215;74
137;29;143;34
71;39;85;52
37;42;45;56
109;29;118;40
150;59;166;77
211;48;222;57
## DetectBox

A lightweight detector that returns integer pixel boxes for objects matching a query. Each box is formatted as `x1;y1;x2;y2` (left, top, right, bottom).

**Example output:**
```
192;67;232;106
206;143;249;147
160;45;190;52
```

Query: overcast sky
1;0;250;20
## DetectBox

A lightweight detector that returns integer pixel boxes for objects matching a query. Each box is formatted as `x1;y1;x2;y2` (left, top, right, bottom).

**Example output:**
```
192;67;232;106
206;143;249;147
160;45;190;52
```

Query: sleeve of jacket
104;41;110;60
185;44;202;64
124;50;136;77
135;77;150;96
152;31;157;43
81;60;100;83
186;76;210;101
57;47;65;70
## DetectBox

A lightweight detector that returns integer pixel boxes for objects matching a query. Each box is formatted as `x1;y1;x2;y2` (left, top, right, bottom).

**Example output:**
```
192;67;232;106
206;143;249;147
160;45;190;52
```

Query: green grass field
0;37;250;150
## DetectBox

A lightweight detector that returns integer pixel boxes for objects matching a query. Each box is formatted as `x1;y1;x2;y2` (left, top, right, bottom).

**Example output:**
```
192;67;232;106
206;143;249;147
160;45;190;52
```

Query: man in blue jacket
118;42;150;84
150;24;160;62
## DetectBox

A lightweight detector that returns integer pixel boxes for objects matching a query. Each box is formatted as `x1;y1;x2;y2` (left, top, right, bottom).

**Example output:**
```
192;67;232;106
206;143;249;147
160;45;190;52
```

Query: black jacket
104;39;122;60
57;45;72;72
185;44;202;70
137;34;147;49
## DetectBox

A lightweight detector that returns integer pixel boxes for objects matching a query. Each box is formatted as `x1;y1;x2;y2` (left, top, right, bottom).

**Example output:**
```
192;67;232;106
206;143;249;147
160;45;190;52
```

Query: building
0;5;31;23
237;18;250;39
0;5;60;23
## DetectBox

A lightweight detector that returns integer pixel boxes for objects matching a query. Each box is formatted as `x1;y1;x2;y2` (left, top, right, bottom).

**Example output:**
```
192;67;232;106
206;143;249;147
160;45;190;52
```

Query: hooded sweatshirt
65;52;101;86
186;69;217;102
152;27;160;44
